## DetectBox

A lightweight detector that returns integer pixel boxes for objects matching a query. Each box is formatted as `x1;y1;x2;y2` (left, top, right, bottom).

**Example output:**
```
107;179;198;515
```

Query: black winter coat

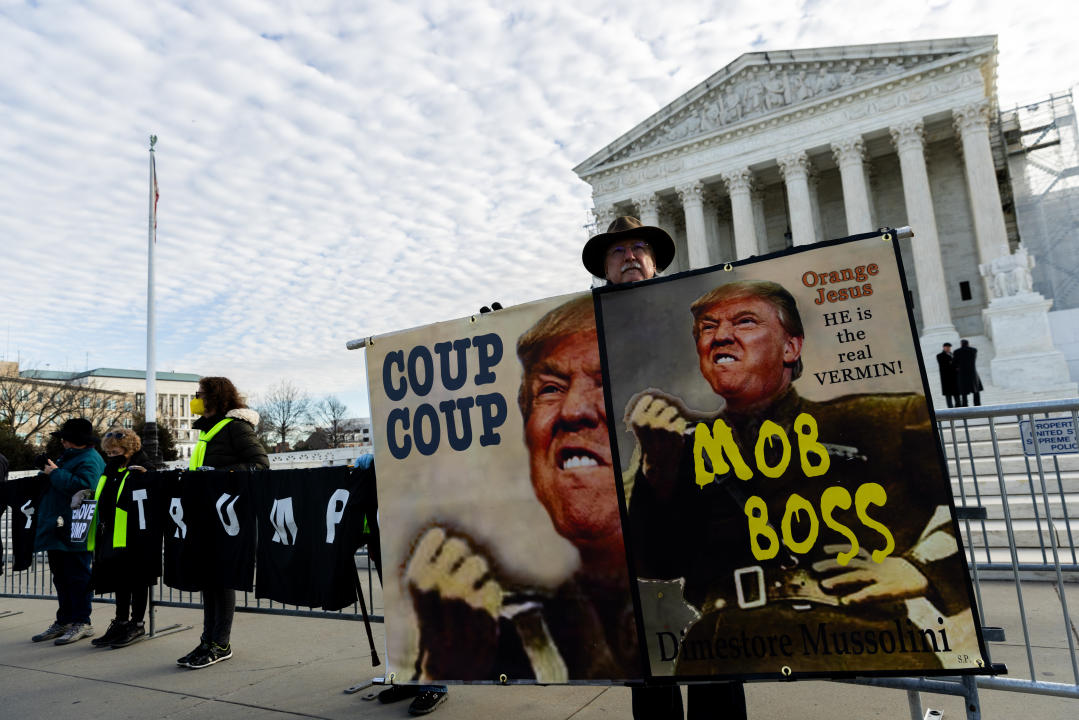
92;450;161;592
192;409;269;471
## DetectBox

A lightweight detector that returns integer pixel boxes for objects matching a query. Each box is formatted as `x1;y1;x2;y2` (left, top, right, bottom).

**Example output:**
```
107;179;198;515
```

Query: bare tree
0;370;128;448
257;380;311;449
311;395;349;448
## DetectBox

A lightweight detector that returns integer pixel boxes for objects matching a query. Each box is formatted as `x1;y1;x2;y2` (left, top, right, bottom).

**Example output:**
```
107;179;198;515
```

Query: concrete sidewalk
1;582;1076;719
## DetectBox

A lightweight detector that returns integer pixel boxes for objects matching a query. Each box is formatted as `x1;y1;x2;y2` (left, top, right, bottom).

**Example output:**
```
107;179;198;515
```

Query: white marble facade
573;36;1079;399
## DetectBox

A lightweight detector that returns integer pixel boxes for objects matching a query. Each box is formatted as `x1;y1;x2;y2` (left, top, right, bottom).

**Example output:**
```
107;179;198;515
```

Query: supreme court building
575;36;1079;402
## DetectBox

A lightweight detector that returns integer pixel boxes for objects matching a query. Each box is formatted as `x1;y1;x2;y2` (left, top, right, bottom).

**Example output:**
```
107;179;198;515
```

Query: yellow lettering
745;496;779;560
794;412;830;477
820;486;859;565
855;482;895;562
754;420;791;478
694;419;753;488
781;493;819;554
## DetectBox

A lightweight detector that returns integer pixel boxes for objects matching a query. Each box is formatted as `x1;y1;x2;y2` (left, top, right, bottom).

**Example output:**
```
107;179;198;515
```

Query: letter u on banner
216;493;241;537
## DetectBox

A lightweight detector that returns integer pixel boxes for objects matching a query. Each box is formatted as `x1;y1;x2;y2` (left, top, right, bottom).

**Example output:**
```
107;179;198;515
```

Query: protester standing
582;217;746;720
32;418;105;645
936;342;960;408
954;339;983;406
177;376;268;669
89;428;156;648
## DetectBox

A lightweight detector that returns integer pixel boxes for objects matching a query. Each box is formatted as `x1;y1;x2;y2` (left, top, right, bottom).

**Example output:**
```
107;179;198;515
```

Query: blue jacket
34;446;105;553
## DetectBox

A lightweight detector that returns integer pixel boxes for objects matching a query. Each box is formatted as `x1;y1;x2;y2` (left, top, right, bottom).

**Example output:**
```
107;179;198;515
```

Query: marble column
807;168;824;241
777;152;815;246
677;181;710;269
751;184;768;251
702;192;723;265
633;193;661;227
890;120;958;347
592;204;618;234
831;136;874;234
722;169;758;260
953;100;1010;268
708;198;733;264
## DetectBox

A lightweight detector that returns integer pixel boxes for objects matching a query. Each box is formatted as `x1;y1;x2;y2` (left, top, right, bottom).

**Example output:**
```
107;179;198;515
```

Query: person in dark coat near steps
954;339;983;406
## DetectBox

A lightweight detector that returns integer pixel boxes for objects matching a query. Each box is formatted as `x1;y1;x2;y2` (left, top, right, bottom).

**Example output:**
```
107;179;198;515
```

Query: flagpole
144;135;160;467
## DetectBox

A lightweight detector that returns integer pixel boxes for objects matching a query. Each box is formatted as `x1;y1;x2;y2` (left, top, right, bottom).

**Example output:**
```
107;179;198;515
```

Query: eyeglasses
104;431;125;439
606;241;652;259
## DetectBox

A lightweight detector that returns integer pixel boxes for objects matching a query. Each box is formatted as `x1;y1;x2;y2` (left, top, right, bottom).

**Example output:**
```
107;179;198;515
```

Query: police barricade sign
364;232;990;685
595;232;988;680
1019;417;1079;456
366;293;644;684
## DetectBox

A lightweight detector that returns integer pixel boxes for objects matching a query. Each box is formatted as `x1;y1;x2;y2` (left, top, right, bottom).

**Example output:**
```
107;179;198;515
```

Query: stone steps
948;470;1079;496
962;519;1079;551
966;545;1079;567
955;492;1079;520
946;455;1079;477
934;408;1079;572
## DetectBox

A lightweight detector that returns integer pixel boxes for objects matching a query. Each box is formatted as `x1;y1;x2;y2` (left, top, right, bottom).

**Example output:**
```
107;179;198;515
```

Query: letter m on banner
270;497;299;545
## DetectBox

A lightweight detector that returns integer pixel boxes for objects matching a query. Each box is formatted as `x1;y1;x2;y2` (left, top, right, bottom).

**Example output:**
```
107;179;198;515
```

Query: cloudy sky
3;0;1077;417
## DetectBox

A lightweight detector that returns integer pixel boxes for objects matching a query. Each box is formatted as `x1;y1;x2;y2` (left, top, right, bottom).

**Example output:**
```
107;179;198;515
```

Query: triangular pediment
574;36;997;176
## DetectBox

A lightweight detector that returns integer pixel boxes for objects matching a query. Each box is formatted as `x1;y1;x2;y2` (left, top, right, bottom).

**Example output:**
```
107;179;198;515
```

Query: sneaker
91;619;127;647
378;684;421;704
32;622;69;643
110;621;146;648
177;641;211;667
186;642;232;669
54;623;94;645
408;688;448;715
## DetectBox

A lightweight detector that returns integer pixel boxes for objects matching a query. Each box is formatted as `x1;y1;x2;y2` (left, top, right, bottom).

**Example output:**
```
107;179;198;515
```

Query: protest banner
366;292;643;684
70;500;96;544
595;232;988;680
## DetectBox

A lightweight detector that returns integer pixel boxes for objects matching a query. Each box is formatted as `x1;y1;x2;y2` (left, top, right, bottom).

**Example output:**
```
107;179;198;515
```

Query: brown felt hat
582;216;676;279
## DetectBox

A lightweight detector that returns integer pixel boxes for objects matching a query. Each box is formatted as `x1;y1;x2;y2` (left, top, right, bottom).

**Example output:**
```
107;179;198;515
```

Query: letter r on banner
326;489;349;543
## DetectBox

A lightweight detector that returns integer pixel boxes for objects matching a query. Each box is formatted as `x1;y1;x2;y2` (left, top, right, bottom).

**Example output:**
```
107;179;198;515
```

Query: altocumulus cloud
1;0;1076;414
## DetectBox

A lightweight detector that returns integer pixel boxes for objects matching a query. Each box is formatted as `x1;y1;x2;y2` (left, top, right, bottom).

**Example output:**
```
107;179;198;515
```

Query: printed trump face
694;294;803;413
523;329;620;545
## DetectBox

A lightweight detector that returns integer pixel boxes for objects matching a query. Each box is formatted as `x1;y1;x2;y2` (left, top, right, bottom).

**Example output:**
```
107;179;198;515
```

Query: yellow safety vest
189;418;233;470
88;468;130;552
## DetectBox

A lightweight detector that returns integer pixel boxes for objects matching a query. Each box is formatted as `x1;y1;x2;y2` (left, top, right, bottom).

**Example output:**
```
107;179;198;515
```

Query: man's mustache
620;260;643;273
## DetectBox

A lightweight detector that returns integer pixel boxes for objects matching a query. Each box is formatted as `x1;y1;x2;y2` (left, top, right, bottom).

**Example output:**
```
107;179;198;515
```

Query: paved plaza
1;580;1077;719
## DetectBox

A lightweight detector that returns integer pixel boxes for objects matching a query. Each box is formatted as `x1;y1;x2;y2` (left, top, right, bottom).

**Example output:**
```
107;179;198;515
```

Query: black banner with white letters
5;467;375;612
254;466;372;610
5;474;47;571
163;470;256;592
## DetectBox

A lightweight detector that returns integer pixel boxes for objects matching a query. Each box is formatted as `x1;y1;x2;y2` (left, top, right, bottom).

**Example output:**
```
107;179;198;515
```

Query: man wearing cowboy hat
31;417;105;645
584;217;747;720
582;216;677;285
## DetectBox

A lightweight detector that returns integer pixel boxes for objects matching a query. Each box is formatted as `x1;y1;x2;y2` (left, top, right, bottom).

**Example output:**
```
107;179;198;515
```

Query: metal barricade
853;399;1079;719
1;507;382;624
5;401;1079;717
936;400;1079;695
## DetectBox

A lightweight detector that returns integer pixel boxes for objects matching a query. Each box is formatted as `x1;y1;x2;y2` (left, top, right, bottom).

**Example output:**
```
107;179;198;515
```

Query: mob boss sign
366;232;988;684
